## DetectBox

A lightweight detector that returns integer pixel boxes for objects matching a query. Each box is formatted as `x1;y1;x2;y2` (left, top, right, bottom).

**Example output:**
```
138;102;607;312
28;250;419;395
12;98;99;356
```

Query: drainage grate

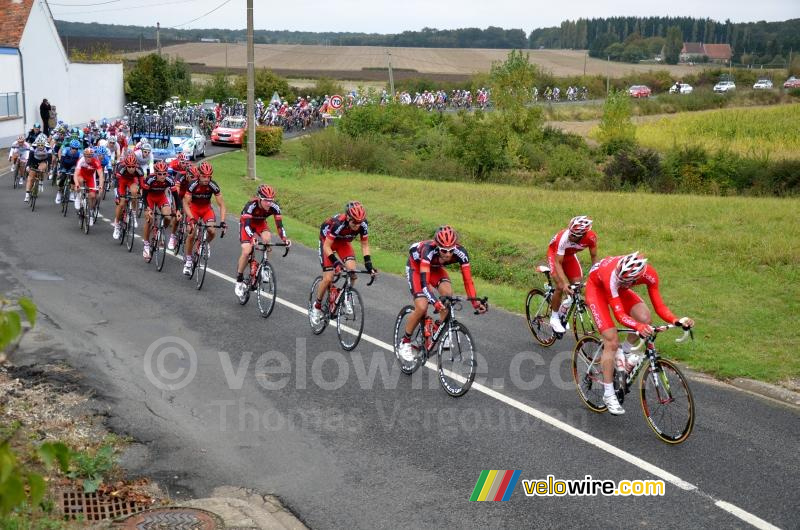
61;489;144;521
119;507;221;529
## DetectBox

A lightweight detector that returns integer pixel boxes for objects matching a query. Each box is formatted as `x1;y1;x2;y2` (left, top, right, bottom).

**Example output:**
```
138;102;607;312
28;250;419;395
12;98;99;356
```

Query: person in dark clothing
40;99;51;135
26;123;42;144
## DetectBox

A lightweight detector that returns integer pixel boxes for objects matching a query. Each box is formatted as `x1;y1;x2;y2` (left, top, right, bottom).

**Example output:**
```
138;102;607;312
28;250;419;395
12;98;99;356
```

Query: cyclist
397;225;487;361
182;161;226;275
547;215;598;334
105;135;120;166
309;201;377;326
112;154;144;240
56;139;82;205
9;135;31;185
24;135;50;203
134;142;154;177
141;161;178;261
234;185;292;298
584;251;694;415
72;147;104;223
25;123;42;144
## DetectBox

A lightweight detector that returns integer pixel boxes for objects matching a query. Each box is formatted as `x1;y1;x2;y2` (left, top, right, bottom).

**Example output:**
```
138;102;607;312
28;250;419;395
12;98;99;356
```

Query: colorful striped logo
470;470;522;501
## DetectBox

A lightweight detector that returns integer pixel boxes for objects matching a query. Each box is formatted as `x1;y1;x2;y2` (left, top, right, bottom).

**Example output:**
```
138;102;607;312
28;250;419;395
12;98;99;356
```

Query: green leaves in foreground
0;297;36;353
0;435;70;515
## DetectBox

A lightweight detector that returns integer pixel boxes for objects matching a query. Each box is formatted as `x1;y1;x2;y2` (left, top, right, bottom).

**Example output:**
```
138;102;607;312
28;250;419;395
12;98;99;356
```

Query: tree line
529;17;800;65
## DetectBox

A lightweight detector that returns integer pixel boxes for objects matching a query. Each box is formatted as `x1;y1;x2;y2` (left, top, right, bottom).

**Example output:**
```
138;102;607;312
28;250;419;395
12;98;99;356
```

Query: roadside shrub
545;144;601;186
602;147;662;191
767;159;800;195
300;129;391;173
244;126;282;156
597;90;636;155
788;88;800;98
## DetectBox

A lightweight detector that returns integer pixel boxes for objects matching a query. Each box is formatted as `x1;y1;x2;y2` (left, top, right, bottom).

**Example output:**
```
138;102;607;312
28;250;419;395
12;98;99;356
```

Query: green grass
210;142;800;383
636;104;800;159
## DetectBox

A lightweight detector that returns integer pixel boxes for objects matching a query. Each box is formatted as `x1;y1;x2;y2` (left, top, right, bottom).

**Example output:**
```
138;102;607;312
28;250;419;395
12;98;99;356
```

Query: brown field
126;43;703;78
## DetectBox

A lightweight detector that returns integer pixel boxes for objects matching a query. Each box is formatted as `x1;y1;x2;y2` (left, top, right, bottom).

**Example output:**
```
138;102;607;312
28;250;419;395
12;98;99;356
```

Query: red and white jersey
75;156;102;180
548;229;597;257
587;256;677;329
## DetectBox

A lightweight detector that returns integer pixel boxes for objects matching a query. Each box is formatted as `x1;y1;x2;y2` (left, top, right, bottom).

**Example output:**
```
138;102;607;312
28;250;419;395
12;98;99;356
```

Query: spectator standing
40;99;52;135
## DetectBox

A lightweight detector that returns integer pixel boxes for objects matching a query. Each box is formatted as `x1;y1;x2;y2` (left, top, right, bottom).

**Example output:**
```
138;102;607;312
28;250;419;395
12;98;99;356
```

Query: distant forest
56;17;799;65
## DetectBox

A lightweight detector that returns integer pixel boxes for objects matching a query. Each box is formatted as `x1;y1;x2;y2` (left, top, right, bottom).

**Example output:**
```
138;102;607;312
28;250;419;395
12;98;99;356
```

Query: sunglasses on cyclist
439;247;456;254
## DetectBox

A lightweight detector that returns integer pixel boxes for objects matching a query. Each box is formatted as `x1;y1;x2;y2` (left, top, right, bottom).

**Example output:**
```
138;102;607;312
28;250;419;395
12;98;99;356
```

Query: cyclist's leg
435;271;452;322
622;290;648;349
584;281;617;385
340;241;357;284
236;221;256;277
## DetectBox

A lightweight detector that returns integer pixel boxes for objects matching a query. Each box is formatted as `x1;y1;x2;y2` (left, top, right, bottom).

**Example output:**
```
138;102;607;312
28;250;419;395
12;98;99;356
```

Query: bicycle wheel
393;306;424;375
525;288;556;346
572;306;598;342
336;287;364;351
437;322;477;397
29;185;37;212
256;262;276;318
155;226;167;271
173;221;185;256
307;276;328;335
572;336;607;412
195;241;208;290
640;359;695;444
12;164;19;189
125;211;135;252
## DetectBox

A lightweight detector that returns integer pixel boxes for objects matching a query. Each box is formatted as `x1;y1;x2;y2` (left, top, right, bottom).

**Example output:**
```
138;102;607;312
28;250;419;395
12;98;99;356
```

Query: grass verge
210;142;800;383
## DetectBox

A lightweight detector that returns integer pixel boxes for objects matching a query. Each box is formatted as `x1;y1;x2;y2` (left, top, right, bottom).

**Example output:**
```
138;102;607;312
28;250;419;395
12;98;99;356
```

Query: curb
681;365;800;409
178;486;307;530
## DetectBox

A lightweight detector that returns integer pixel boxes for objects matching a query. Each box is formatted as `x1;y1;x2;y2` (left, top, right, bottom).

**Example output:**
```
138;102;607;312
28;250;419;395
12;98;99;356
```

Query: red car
628;85;652;98
210;117;246;146
784;77;800;89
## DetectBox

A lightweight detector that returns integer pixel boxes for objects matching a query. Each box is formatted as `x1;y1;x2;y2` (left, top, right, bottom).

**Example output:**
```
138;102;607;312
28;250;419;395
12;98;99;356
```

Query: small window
0;92;20;118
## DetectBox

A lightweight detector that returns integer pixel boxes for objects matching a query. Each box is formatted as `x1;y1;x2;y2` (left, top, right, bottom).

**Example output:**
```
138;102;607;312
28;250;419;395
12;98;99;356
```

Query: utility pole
583;50;587;77
225;43;228;76
157;22;161;56
387;50;395;97
606;55;610;95
246;0;256;180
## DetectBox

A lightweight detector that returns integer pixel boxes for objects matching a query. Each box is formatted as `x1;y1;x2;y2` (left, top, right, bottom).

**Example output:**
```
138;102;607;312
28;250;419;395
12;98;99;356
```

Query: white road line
96;213;777;529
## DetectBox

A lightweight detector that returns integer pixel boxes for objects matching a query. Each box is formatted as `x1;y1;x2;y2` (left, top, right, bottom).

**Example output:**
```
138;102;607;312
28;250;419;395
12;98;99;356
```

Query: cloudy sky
48;0;799;32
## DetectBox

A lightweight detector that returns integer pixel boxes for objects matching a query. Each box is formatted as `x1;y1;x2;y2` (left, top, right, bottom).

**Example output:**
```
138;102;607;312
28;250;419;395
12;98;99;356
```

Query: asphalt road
0;164;796;529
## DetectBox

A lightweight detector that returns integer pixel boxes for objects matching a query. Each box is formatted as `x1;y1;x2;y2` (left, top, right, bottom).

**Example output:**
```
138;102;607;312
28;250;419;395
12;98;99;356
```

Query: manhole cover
119;507;221;529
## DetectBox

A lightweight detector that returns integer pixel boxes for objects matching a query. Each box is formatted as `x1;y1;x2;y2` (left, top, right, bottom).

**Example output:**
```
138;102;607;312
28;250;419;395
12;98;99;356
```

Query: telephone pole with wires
156;22;161;56
387;50;395;97
246;0;256;180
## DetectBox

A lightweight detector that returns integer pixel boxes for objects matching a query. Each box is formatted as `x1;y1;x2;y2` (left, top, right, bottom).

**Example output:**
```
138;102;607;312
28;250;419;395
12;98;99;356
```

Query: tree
233;68;293;101
597;90;636;154
664;26;683;64
125;54;171;104
203;72;233;102
489;49;541;110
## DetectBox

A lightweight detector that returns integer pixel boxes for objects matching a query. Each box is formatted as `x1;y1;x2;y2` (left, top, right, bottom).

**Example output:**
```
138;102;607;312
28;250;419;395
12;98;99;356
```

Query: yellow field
127;43;702;77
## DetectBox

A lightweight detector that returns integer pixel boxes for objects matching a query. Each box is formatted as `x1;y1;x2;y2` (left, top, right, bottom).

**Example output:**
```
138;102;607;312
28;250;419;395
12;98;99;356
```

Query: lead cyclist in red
584;251;694;415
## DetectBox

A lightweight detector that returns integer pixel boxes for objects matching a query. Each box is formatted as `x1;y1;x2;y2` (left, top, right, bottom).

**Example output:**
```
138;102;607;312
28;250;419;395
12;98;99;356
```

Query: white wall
17;0;123;131
0;51;24;144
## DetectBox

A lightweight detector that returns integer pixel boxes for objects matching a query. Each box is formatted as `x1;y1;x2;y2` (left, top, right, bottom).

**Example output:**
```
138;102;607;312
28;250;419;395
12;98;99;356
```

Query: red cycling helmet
197;161;213;176
434;225;458;248
187;165;200;179
345;201;366;222
153;161;169;176
176;152;187;161
123;153;138;168
568;215;593;236
615;251;648;283
257;185;275;200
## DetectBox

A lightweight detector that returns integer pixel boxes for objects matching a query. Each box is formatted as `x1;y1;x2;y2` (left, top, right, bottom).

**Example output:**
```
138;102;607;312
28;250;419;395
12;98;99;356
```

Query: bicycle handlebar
333;268;376;286
628;324;694;352
439;295;489;314
255;241;290;257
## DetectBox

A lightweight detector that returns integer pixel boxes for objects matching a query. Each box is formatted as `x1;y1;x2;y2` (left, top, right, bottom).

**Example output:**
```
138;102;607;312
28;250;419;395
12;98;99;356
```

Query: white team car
170;125;206;160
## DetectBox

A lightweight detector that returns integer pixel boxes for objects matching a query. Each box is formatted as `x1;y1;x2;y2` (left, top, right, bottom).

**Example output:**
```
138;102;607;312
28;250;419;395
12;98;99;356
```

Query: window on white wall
0;93;20;118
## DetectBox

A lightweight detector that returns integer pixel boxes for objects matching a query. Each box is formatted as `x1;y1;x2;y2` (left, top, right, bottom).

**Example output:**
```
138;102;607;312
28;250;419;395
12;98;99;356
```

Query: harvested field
125;43;703;78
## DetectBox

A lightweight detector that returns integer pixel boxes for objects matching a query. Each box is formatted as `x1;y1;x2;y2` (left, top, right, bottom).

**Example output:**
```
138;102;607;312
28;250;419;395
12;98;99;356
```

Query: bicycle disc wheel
155;228;167;271
256;262;277;318
640;359;695;444
572;336;607;412
572;306;598;342
307;276;328;335
437;323;477;397
195;242;208;290
336;288;364;351
525;288;556;347
393;306;424;375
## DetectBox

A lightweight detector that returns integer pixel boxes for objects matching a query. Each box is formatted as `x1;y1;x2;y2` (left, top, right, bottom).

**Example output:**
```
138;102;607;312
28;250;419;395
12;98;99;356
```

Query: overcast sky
49;0;799;33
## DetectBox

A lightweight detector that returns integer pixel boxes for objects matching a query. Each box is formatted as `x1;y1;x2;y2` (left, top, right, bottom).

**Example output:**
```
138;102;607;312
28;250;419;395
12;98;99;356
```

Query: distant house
200;38;221;43
680;42;732;64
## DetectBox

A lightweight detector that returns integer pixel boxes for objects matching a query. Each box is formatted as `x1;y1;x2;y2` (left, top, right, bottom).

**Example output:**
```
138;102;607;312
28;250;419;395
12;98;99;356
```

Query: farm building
679;42;732;64
0;0;124;145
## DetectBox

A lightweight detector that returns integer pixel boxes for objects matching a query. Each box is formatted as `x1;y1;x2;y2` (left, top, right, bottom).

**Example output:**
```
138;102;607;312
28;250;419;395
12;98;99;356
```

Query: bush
597;90;636;154
544;144;601;187
602;147;662;191
300;129;393;174
244;126;282;156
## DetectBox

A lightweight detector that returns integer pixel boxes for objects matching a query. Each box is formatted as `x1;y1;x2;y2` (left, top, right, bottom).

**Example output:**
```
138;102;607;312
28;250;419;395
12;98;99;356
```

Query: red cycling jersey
585;255;678;333
75;157;102;188
406;240;476;304
319;213;368;242
547;229;597;279
239;200;286;243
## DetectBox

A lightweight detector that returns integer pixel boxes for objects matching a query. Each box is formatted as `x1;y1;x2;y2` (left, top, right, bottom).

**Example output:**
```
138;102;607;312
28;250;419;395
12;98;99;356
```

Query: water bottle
558;296;573;317
250;260;258;280
424;317;433;338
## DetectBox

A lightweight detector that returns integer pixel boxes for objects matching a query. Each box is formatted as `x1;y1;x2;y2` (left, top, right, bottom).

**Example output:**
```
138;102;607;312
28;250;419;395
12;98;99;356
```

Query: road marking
96;213;777;529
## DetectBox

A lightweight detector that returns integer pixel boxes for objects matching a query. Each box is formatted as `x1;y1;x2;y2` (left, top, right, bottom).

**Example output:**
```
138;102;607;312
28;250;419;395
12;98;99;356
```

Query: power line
49;0;121;6
51;0;199;17
171;0;235;28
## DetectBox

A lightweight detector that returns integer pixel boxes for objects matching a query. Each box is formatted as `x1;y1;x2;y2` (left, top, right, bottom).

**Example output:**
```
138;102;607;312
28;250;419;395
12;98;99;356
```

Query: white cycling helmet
616;252;648;283
568;215;593;236
141;143;152;152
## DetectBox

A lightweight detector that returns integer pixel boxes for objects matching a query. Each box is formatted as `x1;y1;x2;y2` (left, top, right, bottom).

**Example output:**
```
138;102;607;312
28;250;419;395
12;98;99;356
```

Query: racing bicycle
238;241;290;318
307;267;375;351
572;324;695;444
186;219;226;290
393;295;488;398
525;264;596;346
